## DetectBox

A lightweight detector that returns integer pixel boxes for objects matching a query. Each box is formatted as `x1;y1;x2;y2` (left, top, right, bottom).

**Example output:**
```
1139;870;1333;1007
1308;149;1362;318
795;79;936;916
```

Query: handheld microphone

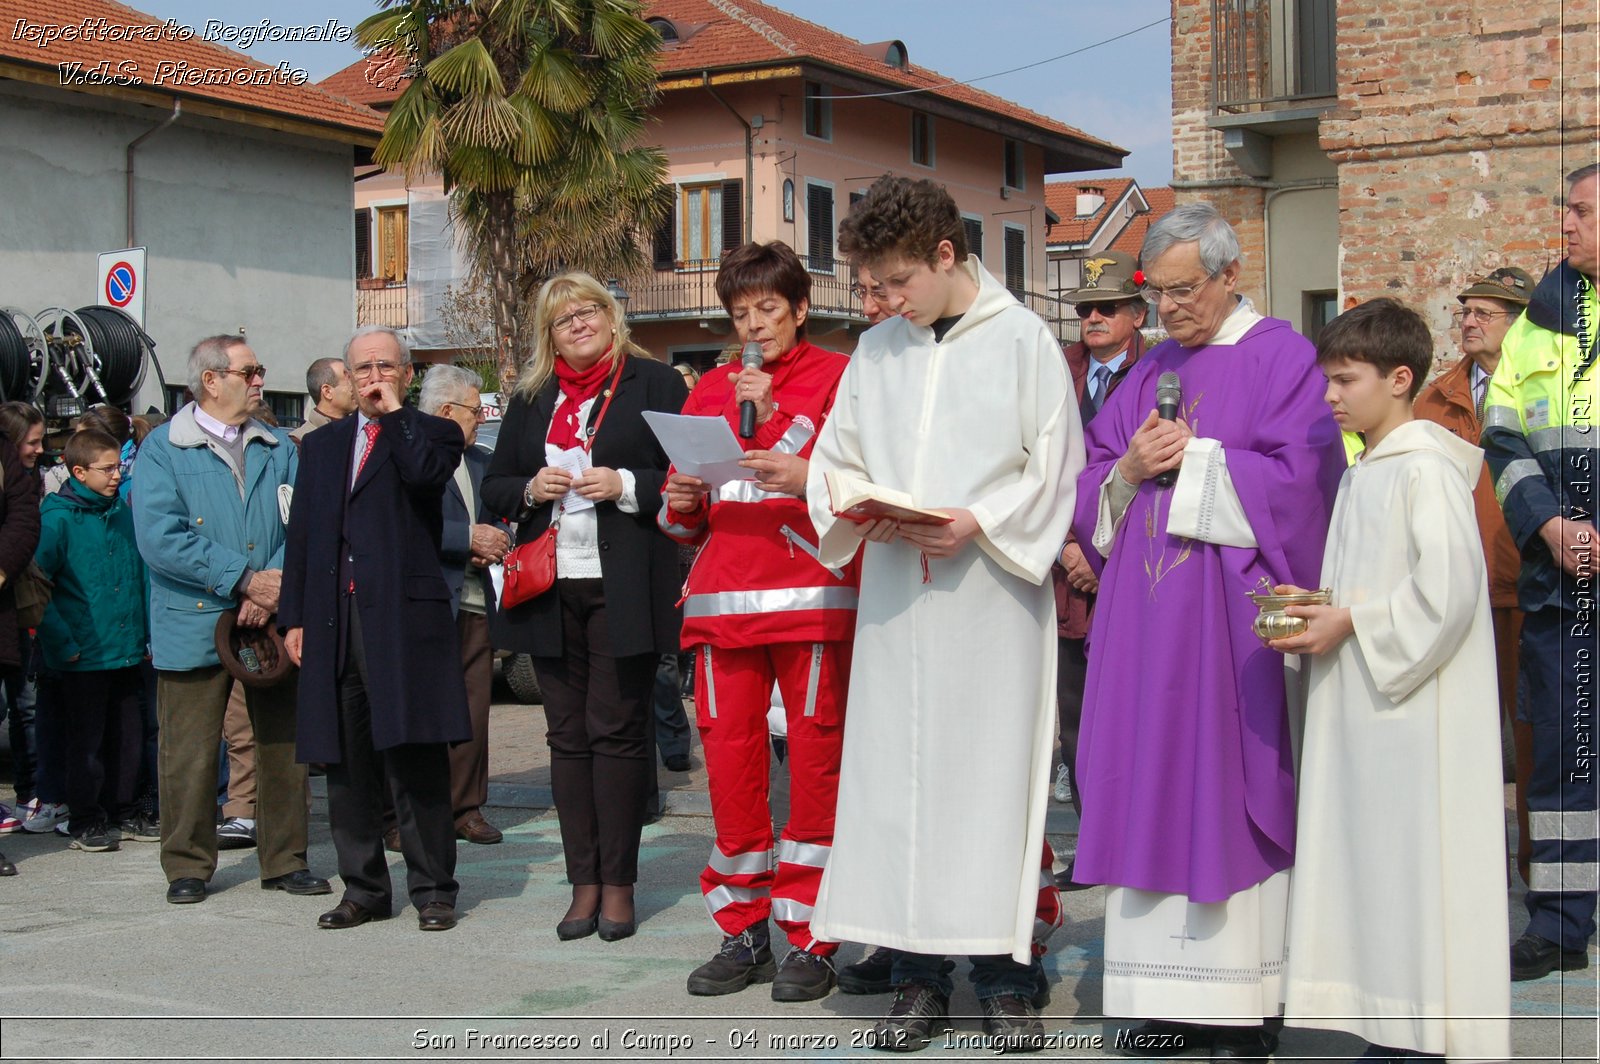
1155;371;1182;488
738;341;764;439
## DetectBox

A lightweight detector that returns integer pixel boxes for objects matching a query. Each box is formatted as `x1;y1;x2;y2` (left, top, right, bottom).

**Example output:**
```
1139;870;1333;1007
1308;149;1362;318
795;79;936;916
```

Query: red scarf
549;351;615;451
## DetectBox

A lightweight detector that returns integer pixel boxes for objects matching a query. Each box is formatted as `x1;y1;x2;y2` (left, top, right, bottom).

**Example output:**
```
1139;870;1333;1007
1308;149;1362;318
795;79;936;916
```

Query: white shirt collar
192;404;241;443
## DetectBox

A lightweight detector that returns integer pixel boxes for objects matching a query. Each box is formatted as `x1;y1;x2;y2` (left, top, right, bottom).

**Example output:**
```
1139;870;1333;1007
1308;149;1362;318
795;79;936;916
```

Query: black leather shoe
598;915;636;942
261;869;332;896
772;947;837;1002
839;946;895;995
557;913;598;940
664;753;691;772
317;899;388;929
165;878;207;904
417;901;457;931
0;851;15;876
1511;932;1590;980
1210;1025;1278;1063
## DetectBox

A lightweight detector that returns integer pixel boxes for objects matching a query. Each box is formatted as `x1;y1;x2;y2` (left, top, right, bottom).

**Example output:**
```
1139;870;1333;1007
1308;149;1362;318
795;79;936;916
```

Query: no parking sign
96;247;146;326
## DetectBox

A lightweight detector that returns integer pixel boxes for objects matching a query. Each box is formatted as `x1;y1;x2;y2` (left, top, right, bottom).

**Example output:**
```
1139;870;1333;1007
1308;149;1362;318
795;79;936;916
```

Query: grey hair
417;363;481;415
1141;202;1242;275
1569;163;1600;186
187;334;246;395
342;324;411;366
304;357;345;401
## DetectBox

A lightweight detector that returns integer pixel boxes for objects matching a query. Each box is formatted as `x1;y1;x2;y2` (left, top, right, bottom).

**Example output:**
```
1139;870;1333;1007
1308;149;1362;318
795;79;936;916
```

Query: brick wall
1170;1;1268;308
1324;0;1597;363
1170;0;1598;365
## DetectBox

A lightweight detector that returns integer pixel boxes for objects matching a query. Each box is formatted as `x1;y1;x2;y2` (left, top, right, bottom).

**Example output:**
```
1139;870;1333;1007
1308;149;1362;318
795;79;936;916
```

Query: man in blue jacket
133;335;330;905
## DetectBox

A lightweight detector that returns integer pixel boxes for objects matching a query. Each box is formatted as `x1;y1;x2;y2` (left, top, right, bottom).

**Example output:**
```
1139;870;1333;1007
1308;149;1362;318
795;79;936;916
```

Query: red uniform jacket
658;341;861;648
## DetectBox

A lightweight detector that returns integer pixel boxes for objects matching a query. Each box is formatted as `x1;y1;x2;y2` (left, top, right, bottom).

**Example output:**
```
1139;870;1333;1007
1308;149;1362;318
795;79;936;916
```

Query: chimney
1075;187;1105;217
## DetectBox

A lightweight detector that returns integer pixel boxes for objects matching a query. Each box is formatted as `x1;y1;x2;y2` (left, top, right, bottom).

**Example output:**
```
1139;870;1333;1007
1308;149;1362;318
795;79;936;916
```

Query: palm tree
357;0;669;383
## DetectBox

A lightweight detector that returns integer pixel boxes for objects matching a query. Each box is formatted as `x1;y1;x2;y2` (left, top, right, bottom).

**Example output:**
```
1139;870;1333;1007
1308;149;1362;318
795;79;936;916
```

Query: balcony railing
628;258;1078;343
357;283;407;328
1212;0;1336;113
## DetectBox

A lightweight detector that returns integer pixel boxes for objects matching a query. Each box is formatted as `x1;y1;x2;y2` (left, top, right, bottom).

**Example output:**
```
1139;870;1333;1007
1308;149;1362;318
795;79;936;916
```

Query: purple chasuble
1071;316;1344;903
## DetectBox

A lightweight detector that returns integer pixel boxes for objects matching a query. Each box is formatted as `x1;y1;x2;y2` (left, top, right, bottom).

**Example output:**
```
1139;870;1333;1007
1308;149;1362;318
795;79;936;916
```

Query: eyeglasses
439;401;486;421
1075;300;1138;319
350;360;402;379
1139;271;1220;306
551;304;604;333
850;282;884;302
1455;307;1512;325
85;463;122;476
216;365;267;382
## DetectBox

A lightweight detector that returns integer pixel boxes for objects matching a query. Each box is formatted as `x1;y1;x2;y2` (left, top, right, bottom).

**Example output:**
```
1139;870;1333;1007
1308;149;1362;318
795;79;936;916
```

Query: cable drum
72;306;152;405
0;308;48;403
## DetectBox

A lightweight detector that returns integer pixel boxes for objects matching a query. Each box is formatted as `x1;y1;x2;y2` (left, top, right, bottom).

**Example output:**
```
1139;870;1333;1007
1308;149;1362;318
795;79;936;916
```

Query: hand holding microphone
1116;371;1190;487
737;341;765;439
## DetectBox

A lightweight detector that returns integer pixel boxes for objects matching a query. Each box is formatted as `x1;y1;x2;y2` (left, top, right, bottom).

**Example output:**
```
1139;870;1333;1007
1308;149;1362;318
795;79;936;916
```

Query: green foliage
358;0;670;380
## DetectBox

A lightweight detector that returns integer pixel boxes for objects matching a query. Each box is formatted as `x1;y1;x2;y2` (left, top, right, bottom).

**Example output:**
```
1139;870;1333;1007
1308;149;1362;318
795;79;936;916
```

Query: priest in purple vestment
1070;203;1345;1060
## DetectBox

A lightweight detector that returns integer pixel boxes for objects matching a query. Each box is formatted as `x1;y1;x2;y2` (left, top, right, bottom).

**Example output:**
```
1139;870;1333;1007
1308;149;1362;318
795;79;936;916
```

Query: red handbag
500;357;624;610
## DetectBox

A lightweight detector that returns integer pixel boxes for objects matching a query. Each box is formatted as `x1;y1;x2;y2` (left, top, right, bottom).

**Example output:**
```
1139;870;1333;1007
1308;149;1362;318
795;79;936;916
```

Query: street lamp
605;279;630;316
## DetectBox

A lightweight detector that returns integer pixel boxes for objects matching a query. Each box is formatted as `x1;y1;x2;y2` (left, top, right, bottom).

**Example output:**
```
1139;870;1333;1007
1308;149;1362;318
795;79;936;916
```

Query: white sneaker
1052;764;1073;804
0;803;20;833
23;801;68;833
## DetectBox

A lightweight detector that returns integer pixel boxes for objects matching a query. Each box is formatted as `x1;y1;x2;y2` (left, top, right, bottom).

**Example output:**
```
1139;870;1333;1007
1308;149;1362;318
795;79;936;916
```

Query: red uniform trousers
695;639;850;954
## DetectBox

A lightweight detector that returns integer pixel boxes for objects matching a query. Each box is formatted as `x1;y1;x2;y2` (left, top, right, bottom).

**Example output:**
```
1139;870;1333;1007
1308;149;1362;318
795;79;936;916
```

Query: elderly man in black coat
280;325;470;932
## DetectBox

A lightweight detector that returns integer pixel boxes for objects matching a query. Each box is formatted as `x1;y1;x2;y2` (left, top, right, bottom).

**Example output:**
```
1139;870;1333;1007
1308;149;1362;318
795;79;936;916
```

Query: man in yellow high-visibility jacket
1482;161;1600;982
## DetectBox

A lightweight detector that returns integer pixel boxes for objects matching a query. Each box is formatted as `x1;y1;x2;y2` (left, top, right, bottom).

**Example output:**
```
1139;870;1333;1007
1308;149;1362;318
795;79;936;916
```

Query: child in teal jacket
34;429;150;852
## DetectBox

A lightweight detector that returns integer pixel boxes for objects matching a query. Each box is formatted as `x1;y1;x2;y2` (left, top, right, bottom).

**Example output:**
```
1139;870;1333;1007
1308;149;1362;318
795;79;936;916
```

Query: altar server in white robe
1270;298;1510;1063
805;176;1082;1051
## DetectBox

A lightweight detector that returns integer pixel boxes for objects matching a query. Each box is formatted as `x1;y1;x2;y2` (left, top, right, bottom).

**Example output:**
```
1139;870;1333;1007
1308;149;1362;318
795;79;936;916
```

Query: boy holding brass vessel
1270;298;1509;1062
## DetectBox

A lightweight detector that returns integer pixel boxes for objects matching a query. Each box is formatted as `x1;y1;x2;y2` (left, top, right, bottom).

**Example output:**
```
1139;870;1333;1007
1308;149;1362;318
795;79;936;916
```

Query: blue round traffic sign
105;262;136;307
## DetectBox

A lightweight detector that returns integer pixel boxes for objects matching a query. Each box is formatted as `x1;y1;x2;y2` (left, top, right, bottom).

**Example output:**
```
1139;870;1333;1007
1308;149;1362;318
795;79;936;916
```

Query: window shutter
807;184;834;272
963;217;983;261
354;210;372;279
721;179;743;254
653;192;676;269
1003;228;1025;298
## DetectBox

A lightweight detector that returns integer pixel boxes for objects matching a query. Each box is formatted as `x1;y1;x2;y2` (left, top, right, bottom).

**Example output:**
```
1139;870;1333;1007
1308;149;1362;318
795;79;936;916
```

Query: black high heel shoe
597;915;635;941
557;913;598;940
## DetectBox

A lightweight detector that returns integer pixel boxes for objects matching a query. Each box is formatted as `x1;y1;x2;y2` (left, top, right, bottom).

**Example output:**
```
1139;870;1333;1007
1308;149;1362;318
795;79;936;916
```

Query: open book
824;469;953;525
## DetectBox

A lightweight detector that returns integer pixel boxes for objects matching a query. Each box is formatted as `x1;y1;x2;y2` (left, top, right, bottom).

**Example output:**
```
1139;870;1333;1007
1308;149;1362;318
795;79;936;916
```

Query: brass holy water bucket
1248;587;1333;644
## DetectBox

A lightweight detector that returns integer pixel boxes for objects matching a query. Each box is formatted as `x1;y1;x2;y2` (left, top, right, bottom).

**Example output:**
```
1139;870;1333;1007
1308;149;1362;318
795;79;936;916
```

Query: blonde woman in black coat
482;272;687;941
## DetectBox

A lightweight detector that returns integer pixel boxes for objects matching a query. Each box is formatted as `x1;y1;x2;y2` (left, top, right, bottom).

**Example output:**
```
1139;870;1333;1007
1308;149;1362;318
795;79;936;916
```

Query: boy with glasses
35;429;149;853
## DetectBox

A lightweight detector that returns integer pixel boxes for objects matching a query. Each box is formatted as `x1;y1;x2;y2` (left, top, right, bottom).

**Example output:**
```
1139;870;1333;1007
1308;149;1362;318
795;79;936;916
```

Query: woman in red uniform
660;241;859;1003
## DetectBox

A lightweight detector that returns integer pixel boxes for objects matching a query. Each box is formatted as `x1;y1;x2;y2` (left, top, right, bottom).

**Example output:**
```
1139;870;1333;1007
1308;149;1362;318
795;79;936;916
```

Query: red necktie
356;420;381;479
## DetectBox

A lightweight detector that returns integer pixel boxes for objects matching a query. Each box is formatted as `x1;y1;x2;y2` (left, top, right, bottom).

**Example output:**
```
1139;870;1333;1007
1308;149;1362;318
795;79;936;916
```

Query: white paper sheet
641;411;752;489
548;445;594;513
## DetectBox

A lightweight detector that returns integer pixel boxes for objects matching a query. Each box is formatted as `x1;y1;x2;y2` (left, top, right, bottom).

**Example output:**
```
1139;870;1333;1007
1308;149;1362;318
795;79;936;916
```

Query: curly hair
837;176;967;268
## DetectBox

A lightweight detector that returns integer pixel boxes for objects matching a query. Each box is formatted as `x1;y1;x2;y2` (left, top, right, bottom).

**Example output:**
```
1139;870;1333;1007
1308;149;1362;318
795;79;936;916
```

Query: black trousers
327;603;457;912
534;578;655;886
61;666;143;831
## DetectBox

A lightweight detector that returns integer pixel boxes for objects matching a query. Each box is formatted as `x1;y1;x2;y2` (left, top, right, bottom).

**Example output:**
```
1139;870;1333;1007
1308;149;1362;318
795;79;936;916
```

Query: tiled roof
319;0;1123;163
0;0;385;138
647;0;1119;156
1045;178;1137;246
1111;185;1175;256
